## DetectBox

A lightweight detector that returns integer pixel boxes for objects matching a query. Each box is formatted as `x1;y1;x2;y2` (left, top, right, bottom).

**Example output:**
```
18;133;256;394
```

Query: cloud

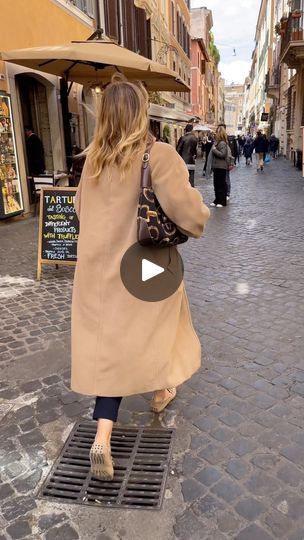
191;0;260;84
220;60;251;85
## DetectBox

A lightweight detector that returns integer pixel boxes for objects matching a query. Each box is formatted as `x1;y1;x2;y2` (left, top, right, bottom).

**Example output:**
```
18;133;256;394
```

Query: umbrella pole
60;78;72;171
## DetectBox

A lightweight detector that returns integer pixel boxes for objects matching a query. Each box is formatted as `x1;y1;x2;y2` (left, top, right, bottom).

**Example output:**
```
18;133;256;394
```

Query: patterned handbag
137;143;188;248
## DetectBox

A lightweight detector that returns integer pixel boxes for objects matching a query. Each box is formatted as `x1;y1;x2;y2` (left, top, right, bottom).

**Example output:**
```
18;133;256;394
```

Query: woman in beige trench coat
71;76;210;480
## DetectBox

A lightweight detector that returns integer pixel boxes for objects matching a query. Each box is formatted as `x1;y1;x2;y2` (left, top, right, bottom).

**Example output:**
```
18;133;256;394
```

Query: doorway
16;74;54;174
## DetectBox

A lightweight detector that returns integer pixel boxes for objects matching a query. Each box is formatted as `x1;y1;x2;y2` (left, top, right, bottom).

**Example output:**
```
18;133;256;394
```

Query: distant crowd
176;123;280;208
198;131;280;172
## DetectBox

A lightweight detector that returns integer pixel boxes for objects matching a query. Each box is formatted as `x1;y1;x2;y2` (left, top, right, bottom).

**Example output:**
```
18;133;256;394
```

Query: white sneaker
210;203;216;207
216;204;223;208
226;196;230;201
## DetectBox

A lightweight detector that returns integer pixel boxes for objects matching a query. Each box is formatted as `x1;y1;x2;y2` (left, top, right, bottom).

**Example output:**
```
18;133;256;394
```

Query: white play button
142;258;165;282
120;244;184;302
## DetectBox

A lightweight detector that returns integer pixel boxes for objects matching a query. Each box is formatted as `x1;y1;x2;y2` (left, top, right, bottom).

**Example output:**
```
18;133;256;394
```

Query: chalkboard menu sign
37;187;79;280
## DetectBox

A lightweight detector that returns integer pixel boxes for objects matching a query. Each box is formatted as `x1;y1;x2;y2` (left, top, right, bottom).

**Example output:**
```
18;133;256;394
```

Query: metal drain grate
41;421;174;510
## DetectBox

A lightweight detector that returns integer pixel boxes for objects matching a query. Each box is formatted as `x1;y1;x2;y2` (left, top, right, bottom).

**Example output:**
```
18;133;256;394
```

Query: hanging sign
261;113;269;122
37;187;79;280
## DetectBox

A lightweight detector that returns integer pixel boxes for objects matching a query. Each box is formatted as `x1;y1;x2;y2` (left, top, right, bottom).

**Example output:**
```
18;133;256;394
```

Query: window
176;12;180;42
171;1;175;35
71;0;94;17
104;0;120;42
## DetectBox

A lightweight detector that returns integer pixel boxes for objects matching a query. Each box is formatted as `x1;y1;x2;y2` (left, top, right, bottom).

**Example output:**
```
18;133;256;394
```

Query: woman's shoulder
151;141;181;162
152;141;177;155
150;141;188;172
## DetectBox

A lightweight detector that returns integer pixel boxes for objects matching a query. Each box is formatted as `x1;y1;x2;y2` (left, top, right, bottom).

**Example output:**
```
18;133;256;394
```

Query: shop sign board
0;92;24;218
37;187;79;280
261;113;269;122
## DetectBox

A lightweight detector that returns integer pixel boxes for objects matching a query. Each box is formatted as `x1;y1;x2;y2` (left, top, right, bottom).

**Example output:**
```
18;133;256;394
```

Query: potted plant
280;15;288;35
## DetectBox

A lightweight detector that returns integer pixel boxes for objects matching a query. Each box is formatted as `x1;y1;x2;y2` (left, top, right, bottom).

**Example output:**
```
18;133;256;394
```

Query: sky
191;0;261;84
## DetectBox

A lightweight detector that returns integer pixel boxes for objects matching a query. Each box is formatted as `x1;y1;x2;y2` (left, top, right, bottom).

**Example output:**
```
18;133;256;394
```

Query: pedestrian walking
71;75;210;481
200;134;206;159
25;125;45;176
262;134;269;162
243;138;253;165
269;134;279;158
238;134;245;154
206;125;229;207
203;132;214;176
176;124;198;186
253;131;267;171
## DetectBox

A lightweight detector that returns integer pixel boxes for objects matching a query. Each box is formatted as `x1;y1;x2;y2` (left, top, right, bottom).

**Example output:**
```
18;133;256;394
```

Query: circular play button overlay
120;243;184;302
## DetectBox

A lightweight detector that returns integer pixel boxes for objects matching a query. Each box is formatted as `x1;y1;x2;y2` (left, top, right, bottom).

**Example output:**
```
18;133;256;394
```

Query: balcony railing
266;64;280;98
270;65;280;87
281;5;304;60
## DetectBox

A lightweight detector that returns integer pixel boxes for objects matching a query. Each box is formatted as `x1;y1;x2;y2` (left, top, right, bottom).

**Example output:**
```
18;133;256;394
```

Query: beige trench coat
71;142;210;397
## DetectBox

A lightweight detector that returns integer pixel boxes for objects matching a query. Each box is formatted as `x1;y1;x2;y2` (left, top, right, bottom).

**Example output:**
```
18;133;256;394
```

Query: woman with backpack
206;125;230;207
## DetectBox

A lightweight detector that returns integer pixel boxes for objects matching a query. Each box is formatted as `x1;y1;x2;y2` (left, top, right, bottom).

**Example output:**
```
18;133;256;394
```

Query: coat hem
70;358;201;398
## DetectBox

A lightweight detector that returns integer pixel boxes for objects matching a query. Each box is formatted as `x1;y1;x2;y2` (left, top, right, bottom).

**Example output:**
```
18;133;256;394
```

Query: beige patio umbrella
0;40;189;92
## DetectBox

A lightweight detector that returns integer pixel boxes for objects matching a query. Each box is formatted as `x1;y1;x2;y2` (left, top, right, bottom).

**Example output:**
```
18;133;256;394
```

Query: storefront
0;92;23;218
149;103;197;146
1;61;89;216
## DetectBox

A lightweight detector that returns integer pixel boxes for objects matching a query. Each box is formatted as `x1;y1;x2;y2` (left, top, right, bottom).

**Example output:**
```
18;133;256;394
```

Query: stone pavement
0;156;304;540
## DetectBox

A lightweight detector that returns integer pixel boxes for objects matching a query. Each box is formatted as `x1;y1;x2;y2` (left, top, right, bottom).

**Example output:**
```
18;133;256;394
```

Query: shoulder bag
137;143;188;248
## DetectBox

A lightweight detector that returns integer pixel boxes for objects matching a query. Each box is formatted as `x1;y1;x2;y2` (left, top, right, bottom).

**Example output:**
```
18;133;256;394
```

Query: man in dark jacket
203;133;214;176
253;131;268;171
25;126;45;176
176;124;197;186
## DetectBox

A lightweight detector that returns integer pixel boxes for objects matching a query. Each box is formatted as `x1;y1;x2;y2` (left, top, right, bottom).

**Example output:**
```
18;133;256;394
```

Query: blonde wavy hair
216;125;228;144
86;75;150;179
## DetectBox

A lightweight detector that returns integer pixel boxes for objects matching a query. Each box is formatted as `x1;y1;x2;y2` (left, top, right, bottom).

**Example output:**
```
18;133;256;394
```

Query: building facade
1;0;195;217
1;0;98;215
190;7;212;120
278;0;304;168
224;84;244;135
190;7;221;126
245;0;303;171
218;77;225;125
243;0;275;135
266;0;289;156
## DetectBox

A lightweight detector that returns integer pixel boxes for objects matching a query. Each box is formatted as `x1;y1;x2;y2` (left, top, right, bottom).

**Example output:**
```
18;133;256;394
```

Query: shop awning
0;40;190;92
149;103;198;124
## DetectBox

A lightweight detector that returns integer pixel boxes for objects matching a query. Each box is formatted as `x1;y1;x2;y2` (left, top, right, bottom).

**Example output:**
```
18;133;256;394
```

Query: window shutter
135;7;148;57
287;86;293;131
171;2;175;35
179;17;183;46
146;17;152;59
122;0;136;50
104;0;120;43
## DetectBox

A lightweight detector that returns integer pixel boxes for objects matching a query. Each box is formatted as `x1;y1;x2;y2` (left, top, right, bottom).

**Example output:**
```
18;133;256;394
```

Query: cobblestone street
1;156;304;540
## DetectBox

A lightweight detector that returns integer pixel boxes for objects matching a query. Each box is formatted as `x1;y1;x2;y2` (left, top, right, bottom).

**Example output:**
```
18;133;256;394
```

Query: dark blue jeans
226;171;231;197
93;396;122;422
